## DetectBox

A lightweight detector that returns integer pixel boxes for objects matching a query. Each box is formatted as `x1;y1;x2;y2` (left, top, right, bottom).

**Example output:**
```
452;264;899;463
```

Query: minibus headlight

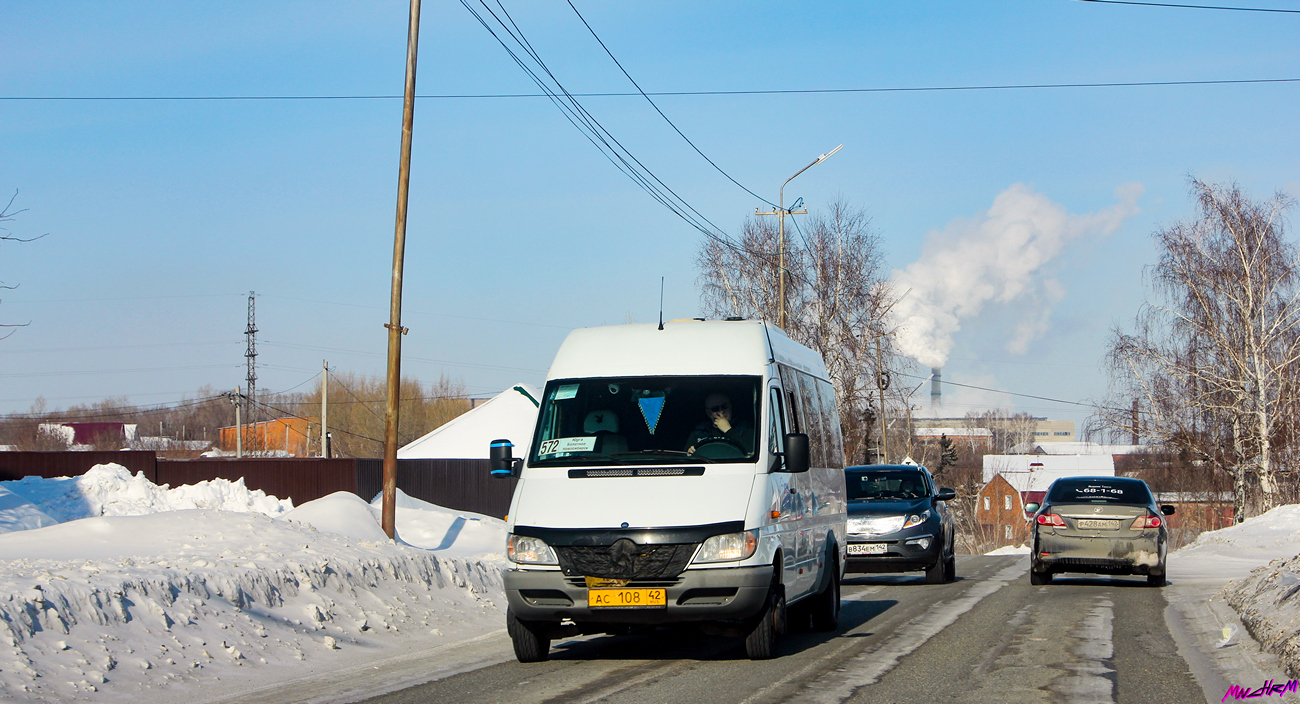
693;530;759;564
507;534;558;565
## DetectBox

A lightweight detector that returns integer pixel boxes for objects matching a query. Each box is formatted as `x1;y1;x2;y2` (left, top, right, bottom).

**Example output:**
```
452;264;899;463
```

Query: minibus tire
506;608;550;663
810;557;840;632
744;585;785;660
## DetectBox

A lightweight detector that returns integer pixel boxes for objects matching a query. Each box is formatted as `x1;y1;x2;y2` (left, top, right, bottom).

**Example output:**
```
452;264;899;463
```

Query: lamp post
756;144;842;330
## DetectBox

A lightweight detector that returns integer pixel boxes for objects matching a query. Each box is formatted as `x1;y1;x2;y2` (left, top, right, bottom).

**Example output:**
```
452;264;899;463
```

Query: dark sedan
1026;476;1175;587
844;464;957;584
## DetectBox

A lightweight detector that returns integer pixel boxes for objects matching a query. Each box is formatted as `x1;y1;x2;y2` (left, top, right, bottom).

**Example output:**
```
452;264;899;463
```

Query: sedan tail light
1130;514;1162;529
1036;513;1066;527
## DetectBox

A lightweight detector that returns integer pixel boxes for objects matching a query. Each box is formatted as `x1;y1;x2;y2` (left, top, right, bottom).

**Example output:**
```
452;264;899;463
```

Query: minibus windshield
529;376;762;466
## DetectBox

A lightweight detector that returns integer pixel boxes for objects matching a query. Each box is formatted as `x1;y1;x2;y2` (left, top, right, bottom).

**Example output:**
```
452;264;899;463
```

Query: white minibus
490;320;847;661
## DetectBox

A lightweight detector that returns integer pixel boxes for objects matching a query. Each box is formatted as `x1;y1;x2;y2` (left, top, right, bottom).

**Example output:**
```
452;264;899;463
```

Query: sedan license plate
848;543;888;555
1075;519;1119;530
588;588;666;608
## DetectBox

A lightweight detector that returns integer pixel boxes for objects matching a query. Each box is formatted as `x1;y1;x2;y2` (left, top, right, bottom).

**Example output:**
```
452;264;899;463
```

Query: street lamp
757;144;843;330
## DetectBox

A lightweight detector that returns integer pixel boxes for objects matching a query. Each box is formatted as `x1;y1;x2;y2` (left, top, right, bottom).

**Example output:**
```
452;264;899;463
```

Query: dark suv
844;464;957;583
1026;476;1175;587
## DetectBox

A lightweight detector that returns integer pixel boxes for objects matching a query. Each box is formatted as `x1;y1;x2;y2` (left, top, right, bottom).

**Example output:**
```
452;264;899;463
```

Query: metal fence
0;452;517;518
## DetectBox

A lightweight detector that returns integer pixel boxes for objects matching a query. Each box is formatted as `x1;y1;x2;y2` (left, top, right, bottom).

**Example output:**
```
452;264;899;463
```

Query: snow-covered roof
982;453;1115;485
398;383;540;460
1007;441;1155;455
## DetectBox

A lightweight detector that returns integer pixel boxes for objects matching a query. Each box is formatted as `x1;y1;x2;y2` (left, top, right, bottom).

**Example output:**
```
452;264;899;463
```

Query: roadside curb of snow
1224;555;1300;680
0;543;507;702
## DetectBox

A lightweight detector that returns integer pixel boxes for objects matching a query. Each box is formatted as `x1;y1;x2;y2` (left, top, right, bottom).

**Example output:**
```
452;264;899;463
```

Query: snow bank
984;544;1029;555
1173;504;1300;679
0;464;508;703
0;464;291;531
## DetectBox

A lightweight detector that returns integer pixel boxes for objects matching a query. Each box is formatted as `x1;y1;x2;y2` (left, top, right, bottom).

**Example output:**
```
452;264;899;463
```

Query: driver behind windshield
685;392;755;455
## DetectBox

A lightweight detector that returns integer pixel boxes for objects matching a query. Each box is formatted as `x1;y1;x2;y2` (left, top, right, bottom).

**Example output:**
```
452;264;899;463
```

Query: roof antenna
658;276;665;330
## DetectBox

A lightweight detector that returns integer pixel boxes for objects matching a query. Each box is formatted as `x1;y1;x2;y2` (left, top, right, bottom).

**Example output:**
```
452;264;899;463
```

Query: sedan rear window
847;471;929;500
1046;479;1152;505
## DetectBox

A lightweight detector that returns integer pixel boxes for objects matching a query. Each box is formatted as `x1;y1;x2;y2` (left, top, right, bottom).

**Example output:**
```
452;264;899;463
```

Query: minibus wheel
506;608;551;663
744;579;786;659
810;555;840;632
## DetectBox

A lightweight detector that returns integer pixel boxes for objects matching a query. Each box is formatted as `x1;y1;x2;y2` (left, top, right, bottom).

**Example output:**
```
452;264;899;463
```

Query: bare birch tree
697;198;906;464
1;191;44;340
1102;179;1300;521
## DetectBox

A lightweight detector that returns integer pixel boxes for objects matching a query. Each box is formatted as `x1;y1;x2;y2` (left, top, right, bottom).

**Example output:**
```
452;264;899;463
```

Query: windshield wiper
530;453;631;466
610;449;716;464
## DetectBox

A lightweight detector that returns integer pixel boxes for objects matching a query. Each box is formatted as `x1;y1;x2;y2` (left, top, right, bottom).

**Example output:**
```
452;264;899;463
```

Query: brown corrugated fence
0;452;518;519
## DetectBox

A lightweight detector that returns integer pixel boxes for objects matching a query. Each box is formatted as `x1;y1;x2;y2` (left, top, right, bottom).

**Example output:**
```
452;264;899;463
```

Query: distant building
912;417;1076;443
36;422;139;449
218;417;312;456
912;427;992;452
975;454;1115;550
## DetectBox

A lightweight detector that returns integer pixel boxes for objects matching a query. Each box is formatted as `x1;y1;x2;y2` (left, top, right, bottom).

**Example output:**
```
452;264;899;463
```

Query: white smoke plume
890;183;1143;368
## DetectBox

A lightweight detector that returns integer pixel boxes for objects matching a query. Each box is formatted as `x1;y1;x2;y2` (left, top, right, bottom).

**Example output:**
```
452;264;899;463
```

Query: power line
0;394;230;421
458;0;779;280
5;78;1297;102
565;0;776;208
893;370;1121;412
1077;0;1300;12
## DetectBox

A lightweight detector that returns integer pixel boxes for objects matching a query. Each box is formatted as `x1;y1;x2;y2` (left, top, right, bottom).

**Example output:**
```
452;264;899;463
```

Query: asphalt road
360;556;1206;704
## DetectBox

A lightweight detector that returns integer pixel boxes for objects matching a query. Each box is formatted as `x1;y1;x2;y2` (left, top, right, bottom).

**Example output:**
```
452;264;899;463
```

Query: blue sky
2;1;1298;434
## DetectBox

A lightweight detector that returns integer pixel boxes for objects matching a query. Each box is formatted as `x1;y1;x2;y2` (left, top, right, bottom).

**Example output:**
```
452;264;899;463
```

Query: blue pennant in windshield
638;395;666;435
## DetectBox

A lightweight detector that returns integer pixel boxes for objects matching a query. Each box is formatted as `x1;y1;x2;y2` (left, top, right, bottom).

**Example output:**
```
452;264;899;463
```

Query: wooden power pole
382;0;422;540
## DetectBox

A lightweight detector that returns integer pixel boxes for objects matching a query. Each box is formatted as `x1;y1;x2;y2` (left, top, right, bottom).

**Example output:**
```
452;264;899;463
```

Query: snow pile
0;465;508;703
984;544;1029;555
1172;504;1300;584
0;464;292;532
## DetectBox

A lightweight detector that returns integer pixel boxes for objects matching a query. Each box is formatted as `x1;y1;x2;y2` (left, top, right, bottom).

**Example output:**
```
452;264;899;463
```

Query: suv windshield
846;470;930;500
1047;479;1152;505
529;375;761;466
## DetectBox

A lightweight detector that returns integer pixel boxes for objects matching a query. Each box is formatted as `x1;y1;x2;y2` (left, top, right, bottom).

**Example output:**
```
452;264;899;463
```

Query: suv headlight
902;510;931;529
693;530;758;564
506;534;558;565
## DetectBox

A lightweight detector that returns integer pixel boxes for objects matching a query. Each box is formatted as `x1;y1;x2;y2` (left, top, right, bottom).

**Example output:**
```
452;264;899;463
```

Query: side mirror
936;487;956;501
1161;505;1176;516
1024;502;1040;513
490;439;522;478
780;433;810;473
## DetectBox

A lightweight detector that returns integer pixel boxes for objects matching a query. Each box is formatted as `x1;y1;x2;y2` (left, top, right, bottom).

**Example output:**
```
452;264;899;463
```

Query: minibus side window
815;378;845;468
795;371;827;469
768;387;786;456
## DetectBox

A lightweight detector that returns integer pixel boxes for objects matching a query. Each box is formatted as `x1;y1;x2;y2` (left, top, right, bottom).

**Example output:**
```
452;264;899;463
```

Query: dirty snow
0;464;507;703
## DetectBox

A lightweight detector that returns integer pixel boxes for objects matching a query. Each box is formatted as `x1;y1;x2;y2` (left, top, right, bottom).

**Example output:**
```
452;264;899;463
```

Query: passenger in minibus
685;392;755;456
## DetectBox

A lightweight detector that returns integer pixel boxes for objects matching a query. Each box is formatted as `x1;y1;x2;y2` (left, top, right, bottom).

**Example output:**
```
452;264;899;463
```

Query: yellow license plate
588;588;667;608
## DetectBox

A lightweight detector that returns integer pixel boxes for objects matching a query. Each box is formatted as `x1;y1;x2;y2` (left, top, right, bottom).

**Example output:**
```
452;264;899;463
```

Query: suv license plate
848;543;888;555
1075;519;1119;530
588;588;667;608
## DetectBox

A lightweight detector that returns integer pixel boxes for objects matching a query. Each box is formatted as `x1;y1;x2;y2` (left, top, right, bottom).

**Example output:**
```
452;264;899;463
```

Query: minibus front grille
564;576;682;589
555;543;697;580
568;467;706;478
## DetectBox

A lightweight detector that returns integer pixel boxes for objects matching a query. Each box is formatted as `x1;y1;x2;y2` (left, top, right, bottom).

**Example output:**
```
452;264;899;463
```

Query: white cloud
890;182;1142;368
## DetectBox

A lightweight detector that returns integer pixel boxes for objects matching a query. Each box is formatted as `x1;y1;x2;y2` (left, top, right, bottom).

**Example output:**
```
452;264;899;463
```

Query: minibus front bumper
504;564;773;624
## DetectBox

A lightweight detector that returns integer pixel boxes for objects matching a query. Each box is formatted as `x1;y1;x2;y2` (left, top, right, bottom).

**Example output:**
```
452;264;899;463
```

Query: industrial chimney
930;367;942;413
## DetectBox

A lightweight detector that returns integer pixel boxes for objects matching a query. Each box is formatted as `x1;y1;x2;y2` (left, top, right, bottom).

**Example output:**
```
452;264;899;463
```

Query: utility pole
232;387;243;459
876;335;889;464
321;360;330;458
755;145;842;329
245;291;258;452
382;0;422;540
